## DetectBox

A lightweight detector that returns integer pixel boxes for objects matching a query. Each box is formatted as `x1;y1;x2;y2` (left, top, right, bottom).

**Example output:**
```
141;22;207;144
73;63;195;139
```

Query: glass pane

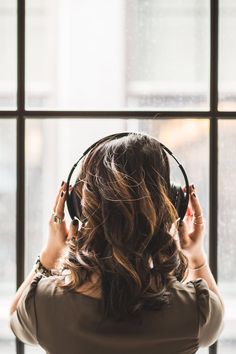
0;0;17;108
218;120;236;354
0;120;16;353
26;0;210;110
219;0;236;110
25;118;209;354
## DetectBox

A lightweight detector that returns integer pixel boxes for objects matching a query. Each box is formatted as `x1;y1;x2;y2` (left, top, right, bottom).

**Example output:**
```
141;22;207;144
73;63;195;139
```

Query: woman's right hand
178;184;207;268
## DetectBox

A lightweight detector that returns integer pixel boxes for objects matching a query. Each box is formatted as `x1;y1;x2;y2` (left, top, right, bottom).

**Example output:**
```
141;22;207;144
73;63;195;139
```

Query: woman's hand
178;184;207;268
40;181;78;269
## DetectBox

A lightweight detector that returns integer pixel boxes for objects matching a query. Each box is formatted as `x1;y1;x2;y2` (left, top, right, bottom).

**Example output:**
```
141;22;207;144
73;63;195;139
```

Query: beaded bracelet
34;255;61;277
34;255;53;277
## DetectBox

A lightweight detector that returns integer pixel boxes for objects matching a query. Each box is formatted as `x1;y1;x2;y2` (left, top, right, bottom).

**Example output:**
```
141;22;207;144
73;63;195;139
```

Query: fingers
177;219;189;248
53;181;68;219
189;185;203;218
186;184;205;234
186;206;193;216
183;184;203;217
185;206;194;224
177;184;205;254
67;218;79;241
183;204;194;231
53;181;67;213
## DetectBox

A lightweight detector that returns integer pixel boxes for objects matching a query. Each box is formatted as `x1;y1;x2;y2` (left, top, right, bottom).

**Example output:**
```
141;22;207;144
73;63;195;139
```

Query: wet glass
26;0;210;110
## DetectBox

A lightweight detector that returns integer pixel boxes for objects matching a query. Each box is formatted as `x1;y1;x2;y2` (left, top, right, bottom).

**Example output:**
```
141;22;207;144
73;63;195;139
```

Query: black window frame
0;0;231;353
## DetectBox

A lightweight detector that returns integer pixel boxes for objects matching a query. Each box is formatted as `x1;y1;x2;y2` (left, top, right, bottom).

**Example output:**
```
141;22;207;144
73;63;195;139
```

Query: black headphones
66;132;190;222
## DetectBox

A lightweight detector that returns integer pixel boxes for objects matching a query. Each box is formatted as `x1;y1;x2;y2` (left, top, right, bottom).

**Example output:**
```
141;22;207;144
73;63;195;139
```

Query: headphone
66;132;190;222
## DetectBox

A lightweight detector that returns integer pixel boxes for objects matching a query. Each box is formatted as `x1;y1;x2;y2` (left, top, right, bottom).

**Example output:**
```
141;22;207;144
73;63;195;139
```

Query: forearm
9;181;74;317
9;249;59;316
9;268;36;316
185;254;224;309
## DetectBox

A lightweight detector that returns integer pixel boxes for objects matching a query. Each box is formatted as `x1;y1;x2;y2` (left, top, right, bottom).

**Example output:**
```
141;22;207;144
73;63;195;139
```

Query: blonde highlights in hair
56;133;188;320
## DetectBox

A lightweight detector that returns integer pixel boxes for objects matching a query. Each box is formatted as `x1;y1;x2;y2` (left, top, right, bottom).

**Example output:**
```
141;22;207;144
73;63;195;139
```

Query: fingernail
192;184;195;190
61;181;64;186
178;219;183;227
61;191;64;197
191;192;196;198
72;218;79;226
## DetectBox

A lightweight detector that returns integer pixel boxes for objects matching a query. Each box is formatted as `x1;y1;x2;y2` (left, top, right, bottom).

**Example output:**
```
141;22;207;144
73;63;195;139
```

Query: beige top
10;274;224;354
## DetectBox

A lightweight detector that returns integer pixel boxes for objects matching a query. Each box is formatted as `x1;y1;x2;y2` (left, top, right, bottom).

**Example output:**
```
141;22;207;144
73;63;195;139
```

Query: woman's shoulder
34;273;104;303
169;277;222;319
170;276;210;296
170;277;217;307
37;273;65;284
27;273;67;305
170;277;224;342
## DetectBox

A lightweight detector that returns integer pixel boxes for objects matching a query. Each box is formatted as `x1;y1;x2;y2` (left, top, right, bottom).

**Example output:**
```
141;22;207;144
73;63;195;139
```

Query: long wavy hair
56;132;188;321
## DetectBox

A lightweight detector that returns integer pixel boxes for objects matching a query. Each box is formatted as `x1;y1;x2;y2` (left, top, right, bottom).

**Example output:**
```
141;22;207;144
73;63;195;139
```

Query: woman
9;132;224;354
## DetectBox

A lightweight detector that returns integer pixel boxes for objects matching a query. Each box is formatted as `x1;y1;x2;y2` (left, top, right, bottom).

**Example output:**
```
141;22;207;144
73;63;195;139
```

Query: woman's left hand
40;181;78;269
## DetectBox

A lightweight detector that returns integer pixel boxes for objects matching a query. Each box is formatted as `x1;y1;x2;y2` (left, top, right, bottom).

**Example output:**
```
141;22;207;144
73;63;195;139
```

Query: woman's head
58;132;188;320
76;132;176;240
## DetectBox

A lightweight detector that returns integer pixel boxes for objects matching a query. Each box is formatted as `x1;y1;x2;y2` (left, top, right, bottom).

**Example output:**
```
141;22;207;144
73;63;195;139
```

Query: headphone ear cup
169;183;187;220
66;187;83;221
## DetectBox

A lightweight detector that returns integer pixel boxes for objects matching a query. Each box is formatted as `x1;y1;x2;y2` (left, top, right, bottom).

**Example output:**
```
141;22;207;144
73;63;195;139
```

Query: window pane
219;0;236;110
0;0;17;108
218;120;236;354
0;120;16;353
26;0;210;110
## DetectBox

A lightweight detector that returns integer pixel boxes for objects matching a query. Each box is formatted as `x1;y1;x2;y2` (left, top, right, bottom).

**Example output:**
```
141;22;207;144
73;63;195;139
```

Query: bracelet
34;255;53;277
188;261;208;271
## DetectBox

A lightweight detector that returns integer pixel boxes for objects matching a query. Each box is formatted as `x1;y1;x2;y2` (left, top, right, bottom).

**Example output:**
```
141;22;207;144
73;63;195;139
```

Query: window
0;1;234;353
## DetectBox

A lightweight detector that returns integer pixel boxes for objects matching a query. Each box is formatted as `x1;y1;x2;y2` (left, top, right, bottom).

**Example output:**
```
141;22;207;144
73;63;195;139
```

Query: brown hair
57;132;188;321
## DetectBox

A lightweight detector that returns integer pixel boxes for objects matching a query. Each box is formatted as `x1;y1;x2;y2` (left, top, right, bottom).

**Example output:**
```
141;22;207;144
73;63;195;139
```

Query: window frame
0;1;230;353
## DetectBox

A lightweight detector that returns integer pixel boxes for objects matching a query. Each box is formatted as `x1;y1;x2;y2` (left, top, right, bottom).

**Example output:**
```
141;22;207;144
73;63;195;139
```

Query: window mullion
16;0;25;353
209;0;219;353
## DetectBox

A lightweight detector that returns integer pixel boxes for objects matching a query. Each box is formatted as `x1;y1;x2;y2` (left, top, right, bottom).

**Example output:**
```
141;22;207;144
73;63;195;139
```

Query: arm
9;269;36;316
185;254;224;308
178;184;224;309
9;181;77;317
9;249;59;316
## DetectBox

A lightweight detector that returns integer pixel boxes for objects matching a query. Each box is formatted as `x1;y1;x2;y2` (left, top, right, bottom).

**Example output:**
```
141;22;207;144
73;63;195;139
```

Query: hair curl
56;132;188;321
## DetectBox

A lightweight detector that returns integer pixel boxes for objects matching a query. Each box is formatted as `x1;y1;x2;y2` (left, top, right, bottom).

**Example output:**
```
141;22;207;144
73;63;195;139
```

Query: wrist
39;248;61;270
187;251;207;269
